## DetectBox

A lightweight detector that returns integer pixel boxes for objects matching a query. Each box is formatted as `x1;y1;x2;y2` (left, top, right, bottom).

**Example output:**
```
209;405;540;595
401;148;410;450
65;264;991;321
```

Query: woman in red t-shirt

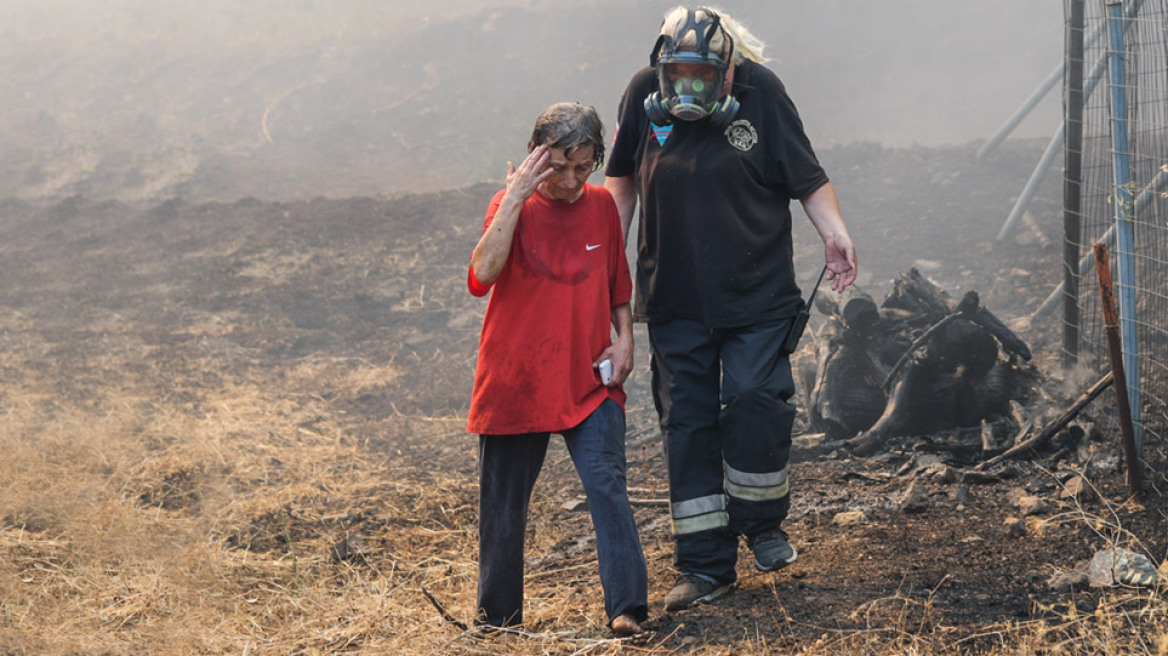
466;102;647;636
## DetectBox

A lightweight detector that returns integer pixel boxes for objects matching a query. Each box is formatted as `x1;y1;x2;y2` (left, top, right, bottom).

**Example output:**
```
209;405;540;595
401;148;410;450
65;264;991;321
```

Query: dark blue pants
649;317;796;584
476;399;649;627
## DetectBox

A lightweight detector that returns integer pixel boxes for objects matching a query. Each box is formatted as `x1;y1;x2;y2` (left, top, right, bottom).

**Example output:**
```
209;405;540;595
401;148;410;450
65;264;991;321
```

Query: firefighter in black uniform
604;6;858;611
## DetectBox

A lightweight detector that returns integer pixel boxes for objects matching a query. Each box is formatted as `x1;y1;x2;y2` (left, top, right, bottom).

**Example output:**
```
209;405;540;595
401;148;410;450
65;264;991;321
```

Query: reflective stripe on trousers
671;463;790;535
671;492;728;535
724;462;789;503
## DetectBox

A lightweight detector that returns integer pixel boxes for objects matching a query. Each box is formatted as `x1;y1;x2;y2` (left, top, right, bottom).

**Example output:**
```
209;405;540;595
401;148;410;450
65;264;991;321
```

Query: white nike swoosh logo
585;244;601;251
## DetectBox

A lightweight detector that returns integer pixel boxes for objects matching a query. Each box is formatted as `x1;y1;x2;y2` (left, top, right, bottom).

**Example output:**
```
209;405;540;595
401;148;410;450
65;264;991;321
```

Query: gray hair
659;5;768;64
528;102;605;172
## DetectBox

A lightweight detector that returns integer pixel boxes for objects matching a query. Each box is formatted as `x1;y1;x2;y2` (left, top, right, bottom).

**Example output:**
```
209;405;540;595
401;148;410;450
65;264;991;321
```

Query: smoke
0;0;1065;201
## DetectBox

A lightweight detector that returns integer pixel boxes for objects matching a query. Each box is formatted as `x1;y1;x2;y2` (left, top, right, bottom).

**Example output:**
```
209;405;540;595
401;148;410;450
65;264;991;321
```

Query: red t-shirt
467;184;632;435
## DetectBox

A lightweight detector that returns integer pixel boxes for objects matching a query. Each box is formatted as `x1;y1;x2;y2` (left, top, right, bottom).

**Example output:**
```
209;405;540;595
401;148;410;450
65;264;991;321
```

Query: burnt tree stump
805;268;1036;455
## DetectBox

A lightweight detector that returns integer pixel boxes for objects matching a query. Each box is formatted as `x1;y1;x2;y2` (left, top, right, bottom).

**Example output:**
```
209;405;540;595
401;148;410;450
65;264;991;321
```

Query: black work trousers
649;317;796;584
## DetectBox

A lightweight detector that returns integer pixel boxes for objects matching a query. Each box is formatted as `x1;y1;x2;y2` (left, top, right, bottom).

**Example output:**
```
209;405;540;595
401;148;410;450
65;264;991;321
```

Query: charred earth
0;140;1164;654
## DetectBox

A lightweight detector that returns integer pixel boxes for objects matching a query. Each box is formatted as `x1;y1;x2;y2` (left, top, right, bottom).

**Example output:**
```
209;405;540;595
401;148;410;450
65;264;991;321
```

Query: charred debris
796;268;1109;473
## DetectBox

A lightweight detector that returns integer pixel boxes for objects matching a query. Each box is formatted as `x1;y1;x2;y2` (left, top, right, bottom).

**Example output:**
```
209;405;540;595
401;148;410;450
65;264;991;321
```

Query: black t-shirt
606;59;829;328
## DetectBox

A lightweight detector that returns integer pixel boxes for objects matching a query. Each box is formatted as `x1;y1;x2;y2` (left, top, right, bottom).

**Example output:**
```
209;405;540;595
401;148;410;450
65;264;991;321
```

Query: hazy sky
0;0;1066;140
0;0;1068;199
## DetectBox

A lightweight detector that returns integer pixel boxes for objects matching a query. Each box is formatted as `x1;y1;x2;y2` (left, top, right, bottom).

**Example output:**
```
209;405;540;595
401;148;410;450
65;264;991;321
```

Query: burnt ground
0;134;1165;654
3;4;1163;653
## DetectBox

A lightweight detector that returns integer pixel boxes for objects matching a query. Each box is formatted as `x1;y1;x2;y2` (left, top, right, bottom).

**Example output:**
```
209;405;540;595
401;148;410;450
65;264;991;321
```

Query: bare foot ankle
611;613;642;636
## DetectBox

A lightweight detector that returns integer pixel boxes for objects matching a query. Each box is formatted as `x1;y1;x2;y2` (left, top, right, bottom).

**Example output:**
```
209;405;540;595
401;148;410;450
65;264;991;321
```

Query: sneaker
749;528;798;572
663;574;734;611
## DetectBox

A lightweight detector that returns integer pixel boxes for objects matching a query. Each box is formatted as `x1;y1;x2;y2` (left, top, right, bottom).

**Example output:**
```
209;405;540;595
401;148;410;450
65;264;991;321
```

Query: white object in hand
598;359;613;385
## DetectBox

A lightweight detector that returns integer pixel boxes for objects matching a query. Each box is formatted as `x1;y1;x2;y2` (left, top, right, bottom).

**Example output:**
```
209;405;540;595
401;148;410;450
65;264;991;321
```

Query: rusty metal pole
1092;243;1142;495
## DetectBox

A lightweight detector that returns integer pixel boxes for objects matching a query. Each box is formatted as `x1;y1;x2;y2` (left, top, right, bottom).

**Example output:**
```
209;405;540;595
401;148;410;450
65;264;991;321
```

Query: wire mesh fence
1061;0;1168;451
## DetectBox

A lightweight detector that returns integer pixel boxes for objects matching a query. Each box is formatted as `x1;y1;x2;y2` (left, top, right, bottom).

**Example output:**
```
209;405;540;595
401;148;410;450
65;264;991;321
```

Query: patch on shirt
725;119;758;152
650;123;673;147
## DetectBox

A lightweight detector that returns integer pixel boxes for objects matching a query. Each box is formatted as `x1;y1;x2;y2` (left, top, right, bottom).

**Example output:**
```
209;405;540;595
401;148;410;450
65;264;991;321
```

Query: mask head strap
649;7;733;68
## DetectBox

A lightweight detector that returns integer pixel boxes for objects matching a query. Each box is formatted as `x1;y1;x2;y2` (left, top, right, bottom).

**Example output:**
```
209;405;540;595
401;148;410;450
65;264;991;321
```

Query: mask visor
656;61;725;122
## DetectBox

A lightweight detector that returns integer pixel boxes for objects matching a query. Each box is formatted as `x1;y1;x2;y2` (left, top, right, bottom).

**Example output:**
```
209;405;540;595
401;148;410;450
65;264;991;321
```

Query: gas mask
644;7;740;129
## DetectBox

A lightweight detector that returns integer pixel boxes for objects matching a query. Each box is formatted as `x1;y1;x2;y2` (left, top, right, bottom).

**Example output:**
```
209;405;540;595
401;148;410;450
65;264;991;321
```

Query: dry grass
0;188;1165;654
0;321;668;654
2;333;1165;656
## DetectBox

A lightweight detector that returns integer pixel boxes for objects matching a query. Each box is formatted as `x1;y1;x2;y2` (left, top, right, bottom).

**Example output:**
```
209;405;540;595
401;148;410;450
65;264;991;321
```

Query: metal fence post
1063;0;1085;372
1105;0;1143;449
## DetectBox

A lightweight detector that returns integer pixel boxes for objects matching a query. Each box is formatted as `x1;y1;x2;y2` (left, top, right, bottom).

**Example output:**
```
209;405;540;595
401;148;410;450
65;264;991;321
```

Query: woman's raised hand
504;145;554;201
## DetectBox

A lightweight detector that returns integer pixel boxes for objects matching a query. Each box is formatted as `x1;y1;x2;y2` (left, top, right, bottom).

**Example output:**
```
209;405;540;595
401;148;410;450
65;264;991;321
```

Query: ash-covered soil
1;137;1164;653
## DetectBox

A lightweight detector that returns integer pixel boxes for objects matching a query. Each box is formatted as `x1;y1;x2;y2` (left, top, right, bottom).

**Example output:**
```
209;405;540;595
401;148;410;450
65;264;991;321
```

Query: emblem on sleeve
725;119;758;151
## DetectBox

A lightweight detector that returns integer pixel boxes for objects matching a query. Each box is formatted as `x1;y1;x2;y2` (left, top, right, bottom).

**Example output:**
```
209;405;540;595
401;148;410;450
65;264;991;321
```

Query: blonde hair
658;5;768;64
